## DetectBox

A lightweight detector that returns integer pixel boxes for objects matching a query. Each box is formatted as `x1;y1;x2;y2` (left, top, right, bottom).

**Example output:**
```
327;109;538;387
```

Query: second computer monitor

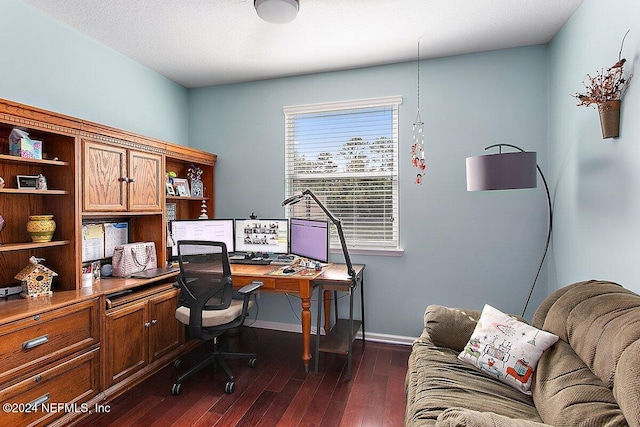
234;218;289;254
290;218;329;263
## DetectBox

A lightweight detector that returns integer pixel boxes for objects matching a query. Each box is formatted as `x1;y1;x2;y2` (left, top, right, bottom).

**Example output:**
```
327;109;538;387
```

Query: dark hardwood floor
78;328;411;427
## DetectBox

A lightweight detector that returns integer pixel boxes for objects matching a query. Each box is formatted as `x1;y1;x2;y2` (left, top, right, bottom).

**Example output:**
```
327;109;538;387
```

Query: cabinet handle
22;335;49;350
119;177;129;183
129;177;136;183
28;393;50;408
151;319;158;325
144;322;151;328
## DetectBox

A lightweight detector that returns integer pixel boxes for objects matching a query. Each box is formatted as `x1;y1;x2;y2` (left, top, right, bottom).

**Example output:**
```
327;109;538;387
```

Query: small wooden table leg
323;290;332;333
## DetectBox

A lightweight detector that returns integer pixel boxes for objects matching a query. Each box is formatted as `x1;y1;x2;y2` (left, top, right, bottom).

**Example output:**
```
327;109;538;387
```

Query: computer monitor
289;218;329;263
234;218;289;254
170;219;235;257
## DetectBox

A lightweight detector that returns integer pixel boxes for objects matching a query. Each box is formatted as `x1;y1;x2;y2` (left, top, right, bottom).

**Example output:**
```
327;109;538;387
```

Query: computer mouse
283;267;295;274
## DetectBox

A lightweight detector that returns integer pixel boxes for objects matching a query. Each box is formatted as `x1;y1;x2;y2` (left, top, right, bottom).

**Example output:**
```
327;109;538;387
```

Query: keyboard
271;255;297;266
229;258;272;265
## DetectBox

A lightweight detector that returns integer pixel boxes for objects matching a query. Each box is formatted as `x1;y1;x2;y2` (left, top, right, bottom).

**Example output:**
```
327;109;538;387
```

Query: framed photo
173;178;190;197
190;180;204;198
165;181;175;196
166;203;177;222
16;175;39;189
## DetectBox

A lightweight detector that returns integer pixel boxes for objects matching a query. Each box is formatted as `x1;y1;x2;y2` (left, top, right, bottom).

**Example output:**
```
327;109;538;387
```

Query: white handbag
112;242;157;277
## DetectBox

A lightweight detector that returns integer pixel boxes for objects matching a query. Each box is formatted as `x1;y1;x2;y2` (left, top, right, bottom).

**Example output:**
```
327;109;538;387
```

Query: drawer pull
22;335;49;350
28;393;50;408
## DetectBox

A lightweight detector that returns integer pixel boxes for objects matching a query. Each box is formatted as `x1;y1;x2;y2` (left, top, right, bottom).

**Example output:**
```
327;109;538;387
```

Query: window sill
330;247;404;257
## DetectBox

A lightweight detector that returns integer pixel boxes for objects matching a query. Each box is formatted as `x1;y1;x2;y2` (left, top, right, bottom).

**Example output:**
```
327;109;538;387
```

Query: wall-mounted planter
598;100;620;139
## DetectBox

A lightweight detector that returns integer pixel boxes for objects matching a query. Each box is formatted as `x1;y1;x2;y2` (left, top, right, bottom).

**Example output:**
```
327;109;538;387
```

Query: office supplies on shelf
82;223;105;262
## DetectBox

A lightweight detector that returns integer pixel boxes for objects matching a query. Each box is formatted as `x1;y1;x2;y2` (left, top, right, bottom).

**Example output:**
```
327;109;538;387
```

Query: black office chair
171;240;262;395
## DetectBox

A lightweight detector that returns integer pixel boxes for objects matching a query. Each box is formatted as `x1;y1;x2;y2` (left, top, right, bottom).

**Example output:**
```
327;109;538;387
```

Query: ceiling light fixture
254;0;299;24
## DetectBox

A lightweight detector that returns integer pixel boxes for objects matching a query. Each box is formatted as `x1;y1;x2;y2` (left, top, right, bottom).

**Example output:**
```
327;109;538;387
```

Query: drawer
233;276;275;290
274;278;304;292
0;348;100;427
0;298;100;386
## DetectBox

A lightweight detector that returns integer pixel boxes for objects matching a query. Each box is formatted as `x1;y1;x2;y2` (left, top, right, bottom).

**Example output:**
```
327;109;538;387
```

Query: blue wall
0;0;189;145
548;0;640;294
189;46;550;338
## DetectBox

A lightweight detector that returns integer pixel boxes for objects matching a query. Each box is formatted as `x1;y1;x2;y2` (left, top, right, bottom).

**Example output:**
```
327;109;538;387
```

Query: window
284;96;401;251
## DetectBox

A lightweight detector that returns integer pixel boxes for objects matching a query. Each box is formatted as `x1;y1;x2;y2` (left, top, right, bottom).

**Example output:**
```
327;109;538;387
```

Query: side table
314;264;365;379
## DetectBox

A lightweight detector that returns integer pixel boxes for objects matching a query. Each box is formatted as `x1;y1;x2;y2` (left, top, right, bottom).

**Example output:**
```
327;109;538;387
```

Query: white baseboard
245;319;415;346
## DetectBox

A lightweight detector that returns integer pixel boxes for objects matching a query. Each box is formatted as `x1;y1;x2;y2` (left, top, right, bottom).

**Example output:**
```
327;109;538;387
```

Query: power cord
284;292;349;323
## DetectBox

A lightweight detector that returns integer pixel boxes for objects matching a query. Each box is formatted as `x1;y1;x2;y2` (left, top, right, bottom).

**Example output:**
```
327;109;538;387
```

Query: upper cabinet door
83;139;127;212
82;140;162;213
128;150;162;212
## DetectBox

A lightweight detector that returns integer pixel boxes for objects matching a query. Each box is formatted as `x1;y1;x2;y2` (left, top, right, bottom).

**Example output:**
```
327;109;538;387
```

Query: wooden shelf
318;318;362;354
0;188;69;195
0;240;71;253
82;211;163;218
0;153;69;166
166;195;209;201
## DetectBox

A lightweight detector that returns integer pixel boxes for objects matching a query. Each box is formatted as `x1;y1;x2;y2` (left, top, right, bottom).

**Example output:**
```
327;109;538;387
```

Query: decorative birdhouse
14;257;57;298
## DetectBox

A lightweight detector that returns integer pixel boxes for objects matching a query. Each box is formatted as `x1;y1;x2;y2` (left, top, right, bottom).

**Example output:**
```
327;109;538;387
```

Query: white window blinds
283;96;401;251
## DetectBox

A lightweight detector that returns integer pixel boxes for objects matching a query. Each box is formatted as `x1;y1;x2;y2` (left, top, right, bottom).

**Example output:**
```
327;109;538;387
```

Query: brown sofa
404;280;640;426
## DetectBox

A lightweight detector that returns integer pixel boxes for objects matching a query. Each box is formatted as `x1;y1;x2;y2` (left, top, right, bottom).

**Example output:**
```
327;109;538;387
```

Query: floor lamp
282;189;356;285
466;144;552;317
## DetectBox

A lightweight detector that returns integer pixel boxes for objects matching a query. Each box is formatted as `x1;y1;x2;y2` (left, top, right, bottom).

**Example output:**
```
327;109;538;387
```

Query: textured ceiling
21;0;584;88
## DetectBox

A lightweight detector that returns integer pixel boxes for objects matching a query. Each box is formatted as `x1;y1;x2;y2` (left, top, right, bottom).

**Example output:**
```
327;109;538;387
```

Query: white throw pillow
458;304;559;394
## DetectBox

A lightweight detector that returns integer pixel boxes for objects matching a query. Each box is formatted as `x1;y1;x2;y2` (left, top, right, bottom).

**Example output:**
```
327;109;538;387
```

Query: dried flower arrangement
572;31;632;138
573;31;632;108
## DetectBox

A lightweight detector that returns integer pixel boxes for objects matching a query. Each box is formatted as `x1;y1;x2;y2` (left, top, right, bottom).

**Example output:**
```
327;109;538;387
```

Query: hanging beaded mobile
410;40;426;184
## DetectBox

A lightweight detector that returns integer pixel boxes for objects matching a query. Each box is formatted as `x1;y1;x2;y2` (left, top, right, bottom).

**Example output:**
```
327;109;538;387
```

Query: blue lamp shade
466;151;537;191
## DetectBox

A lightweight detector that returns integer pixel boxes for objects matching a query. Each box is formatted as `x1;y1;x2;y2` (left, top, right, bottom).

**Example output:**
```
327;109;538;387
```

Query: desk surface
231;263;363;281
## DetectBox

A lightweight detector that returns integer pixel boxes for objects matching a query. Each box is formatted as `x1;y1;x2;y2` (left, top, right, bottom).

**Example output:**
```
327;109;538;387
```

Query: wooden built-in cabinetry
82;139;163;213
0;295;101;427
104;283;181;389
0;98;217;426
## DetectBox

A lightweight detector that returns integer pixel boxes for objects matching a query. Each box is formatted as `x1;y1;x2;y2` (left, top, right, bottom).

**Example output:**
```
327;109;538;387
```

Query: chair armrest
238;281;263;295
236;281;263;324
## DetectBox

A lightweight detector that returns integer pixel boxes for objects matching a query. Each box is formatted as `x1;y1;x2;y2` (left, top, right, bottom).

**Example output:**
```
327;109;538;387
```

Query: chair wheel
173;359;183;369
249;358;258;368
225;381;235;394
171;383;182;395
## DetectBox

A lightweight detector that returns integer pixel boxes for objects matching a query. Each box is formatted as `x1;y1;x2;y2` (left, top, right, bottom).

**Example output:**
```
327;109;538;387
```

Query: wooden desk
230;263;364;372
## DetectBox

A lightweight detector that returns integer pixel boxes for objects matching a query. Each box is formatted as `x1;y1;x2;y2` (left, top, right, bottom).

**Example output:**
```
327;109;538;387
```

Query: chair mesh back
176;241;233;329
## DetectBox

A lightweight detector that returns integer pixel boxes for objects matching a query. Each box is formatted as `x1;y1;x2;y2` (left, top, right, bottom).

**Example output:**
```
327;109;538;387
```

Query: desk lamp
282;189;356;286
466;144;552;317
